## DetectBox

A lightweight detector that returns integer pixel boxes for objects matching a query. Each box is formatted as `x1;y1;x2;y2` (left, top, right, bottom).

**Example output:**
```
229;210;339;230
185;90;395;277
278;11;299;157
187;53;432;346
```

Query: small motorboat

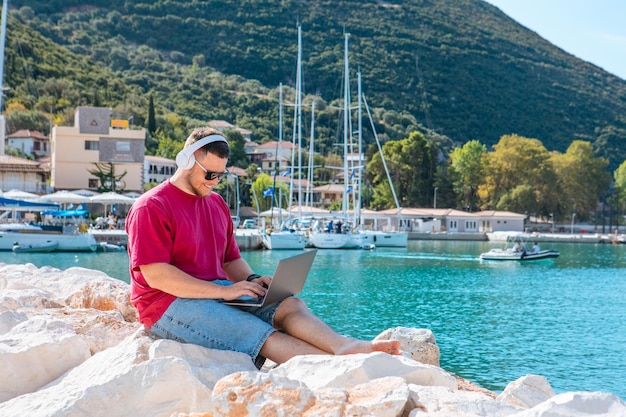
479;235;559;261
479;248;560;261
12;240;59;253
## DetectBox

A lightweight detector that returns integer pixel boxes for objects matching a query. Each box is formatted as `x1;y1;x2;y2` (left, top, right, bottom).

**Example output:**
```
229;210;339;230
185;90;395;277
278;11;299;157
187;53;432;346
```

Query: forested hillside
5;0;626;172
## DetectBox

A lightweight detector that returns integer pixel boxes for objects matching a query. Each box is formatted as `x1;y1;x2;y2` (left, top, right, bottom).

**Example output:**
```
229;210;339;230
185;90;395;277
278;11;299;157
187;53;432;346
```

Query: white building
6;129;50;159
144;155;177;186
51;107;146;192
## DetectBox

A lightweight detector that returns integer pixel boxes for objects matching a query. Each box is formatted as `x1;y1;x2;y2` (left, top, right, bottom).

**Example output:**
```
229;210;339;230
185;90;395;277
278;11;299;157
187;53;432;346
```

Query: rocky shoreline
1;262;624;416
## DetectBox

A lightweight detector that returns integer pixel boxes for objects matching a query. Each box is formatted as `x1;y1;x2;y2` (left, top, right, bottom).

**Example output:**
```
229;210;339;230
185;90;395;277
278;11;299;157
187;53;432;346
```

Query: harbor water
1;240;624;399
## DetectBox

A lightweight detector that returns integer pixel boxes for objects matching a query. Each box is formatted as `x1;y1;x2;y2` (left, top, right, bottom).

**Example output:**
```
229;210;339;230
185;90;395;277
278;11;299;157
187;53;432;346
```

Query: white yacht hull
360;231;408;247
262;231;306;250
309;232;364;249
1;231;98;252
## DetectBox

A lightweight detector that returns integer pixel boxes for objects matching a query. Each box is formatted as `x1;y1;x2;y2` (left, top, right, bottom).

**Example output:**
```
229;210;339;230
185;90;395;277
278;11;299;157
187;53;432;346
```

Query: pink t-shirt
126;180;241;327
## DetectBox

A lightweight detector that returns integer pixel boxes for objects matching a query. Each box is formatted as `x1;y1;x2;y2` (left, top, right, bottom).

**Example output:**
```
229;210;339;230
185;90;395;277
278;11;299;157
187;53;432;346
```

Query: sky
482;0;626;80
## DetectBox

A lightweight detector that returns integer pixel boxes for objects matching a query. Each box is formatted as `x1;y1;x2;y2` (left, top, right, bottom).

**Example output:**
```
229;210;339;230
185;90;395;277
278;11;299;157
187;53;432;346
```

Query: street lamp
434;187;438;209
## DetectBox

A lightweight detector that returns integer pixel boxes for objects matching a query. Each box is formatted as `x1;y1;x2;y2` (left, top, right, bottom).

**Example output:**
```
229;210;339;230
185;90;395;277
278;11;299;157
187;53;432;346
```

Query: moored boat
479;248;560;261
262;229;307;250
0;225;98;252
0;197;99;252
480;235;560;261
359;230;408;248
12;240;59;253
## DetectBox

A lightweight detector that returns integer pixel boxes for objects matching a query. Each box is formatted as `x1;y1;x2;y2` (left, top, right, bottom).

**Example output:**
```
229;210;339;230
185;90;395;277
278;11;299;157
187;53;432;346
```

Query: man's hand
219;279;269;300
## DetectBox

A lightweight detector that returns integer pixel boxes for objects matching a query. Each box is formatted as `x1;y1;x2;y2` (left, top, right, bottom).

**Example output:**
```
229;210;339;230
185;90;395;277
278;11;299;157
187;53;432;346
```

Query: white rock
269;352;458;391
149;338;257;389
54;307;141;354
515;391;626;417
0;264;136;321
497;374;556;408
377;326;441;366
0;331;213;417
0;309;27;334
0;288;61;310
348;376;411;417
0;316;91;402
211;371;317;416
408;384;521;417
2;263;625;417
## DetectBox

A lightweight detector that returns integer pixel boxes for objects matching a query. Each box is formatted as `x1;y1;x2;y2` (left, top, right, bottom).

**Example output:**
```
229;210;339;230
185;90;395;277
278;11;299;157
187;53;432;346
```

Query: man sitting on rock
126;127;400;368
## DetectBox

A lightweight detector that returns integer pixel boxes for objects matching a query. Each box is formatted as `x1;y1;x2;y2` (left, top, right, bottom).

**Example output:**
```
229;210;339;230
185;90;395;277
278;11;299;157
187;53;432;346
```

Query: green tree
153;130;184;160
367;131;436;209
223;129;249;168
551;141;611;221
478;134;557;215
449;139;486;210
250;173;288;212
87;162;127;192
5;105;50;134
147;94;156;136
614;160;626;220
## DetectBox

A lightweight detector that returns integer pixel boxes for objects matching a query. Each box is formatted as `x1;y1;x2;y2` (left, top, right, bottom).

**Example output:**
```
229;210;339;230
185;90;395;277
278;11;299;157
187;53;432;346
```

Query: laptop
221;249;317;307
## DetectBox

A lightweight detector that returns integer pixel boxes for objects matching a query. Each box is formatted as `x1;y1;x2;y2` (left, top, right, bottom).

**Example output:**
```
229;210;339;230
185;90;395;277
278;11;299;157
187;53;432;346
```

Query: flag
346;186;353;193
349;170;355;179
262;188;274;197
280;169;291;177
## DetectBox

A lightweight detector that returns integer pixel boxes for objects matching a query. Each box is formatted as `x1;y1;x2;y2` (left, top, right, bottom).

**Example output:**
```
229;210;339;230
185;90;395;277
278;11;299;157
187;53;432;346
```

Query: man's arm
140;261;267;300
224;257;272;287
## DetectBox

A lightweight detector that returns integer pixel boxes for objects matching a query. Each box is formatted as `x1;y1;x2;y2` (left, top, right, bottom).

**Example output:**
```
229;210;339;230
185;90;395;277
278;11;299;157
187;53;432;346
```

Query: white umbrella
73;189;100;197
2;189;40;201
259;208;290;217
40;190;91;205
90;192;136;205
89;192;136;216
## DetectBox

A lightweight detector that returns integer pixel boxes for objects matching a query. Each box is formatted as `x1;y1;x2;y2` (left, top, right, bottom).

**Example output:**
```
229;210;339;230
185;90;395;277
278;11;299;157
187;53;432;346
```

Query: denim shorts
150;280;282;369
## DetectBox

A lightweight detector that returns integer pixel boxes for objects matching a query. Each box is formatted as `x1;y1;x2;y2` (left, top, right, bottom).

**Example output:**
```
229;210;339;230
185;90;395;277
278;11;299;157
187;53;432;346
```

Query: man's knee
275;297;309;325
280;296;308;313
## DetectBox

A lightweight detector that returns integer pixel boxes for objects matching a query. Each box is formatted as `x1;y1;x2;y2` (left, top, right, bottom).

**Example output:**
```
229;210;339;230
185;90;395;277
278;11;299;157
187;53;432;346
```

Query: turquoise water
1;240;624;399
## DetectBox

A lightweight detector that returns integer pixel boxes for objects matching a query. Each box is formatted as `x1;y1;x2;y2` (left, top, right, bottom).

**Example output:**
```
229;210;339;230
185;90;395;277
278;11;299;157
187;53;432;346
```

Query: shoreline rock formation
1;262;624;416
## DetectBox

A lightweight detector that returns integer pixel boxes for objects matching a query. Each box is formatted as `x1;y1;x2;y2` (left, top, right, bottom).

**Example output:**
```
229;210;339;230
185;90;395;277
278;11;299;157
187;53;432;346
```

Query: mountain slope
7;0;626;169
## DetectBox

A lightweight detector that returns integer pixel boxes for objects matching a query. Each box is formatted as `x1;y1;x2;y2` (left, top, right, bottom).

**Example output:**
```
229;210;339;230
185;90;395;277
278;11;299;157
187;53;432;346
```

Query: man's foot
335;339;402;356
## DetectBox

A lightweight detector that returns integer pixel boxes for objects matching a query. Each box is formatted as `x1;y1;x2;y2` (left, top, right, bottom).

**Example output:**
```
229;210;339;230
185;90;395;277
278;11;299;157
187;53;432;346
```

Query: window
116;141;131;153
85;141;99;150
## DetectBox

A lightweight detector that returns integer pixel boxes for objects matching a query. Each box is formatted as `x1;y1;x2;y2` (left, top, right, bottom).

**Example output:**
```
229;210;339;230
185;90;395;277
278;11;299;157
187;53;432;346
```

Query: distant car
242;219;257;229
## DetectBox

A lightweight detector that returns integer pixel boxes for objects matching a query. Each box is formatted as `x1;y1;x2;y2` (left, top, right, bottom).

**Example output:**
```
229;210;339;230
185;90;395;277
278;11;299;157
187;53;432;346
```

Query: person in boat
512;239;526;253
125;127;400;369
530;242;540;254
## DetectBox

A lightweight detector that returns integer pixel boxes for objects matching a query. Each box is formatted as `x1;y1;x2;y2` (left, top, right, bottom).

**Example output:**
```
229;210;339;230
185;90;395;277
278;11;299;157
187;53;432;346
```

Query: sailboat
308;33;365;250
355;74;408;248
261;28;308;250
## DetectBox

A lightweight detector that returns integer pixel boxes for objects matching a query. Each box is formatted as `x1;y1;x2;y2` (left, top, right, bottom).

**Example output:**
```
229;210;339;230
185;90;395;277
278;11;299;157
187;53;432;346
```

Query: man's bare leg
265;297;401;363
260;331;329;364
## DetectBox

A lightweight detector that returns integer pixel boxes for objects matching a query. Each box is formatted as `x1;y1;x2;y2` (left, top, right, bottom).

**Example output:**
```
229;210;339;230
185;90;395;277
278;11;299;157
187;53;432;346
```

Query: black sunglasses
195;160;228;181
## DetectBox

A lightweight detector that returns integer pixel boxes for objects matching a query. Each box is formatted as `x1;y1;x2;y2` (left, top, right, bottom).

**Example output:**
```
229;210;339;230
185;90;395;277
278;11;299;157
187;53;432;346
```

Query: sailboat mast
306;100;315;211
342;32;350;215
356;71;363;226
289;25;304;219
0;0;8;154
